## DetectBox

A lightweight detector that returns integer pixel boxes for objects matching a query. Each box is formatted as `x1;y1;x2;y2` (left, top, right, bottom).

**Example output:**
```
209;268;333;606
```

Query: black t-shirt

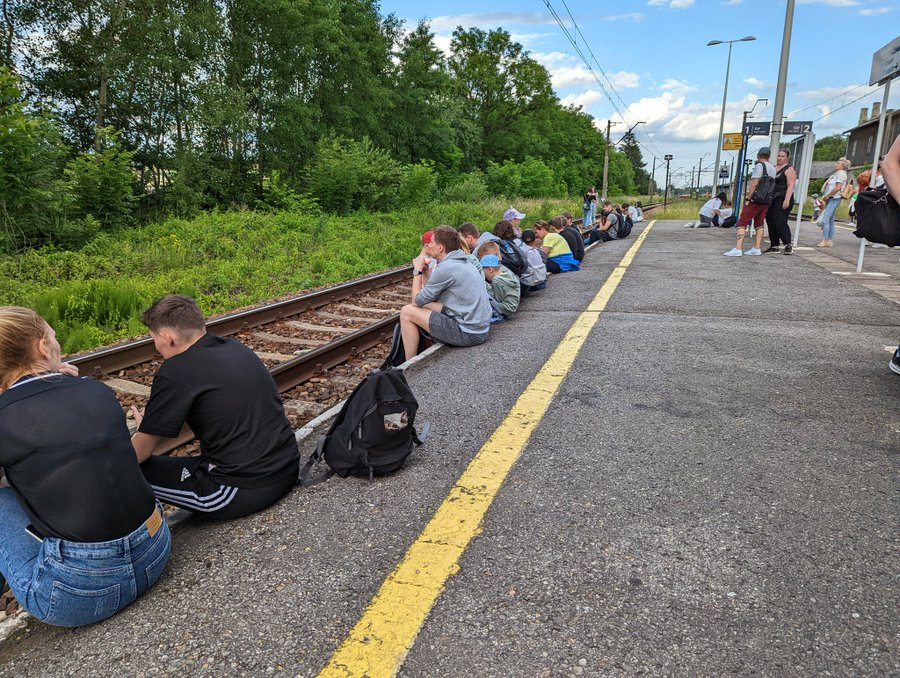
139;333;299;487
564;225;586;261
0;374;156;541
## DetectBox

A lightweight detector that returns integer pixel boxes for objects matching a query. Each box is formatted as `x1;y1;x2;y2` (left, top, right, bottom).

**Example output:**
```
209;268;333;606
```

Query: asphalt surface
0;220;897;677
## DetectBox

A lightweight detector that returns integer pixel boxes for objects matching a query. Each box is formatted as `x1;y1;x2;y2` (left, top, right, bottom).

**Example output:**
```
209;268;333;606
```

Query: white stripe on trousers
151;484;239;512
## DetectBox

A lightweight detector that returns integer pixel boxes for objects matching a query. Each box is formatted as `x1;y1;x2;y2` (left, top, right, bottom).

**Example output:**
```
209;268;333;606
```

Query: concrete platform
0;220;896;677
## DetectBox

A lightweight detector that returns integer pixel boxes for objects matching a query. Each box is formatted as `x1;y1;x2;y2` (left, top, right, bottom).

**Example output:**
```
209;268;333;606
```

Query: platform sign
722;132;743;150
743;121;771;137
869;36;900;86
719;168;729;178
783;120;813;135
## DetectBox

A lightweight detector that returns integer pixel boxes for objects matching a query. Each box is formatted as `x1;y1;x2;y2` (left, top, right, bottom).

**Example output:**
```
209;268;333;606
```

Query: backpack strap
297;434;336;487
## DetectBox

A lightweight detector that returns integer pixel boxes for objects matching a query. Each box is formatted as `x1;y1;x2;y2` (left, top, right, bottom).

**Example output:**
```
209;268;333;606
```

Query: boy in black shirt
132;295;299;519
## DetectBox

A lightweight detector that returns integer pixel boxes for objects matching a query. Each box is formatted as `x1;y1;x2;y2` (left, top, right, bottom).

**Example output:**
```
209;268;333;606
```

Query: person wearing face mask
0;306;171;627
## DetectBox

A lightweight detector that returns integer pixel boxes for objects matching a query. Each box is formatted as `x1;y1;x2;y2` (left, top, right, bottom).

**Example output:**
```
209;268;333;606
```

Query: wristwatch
412;269;423;276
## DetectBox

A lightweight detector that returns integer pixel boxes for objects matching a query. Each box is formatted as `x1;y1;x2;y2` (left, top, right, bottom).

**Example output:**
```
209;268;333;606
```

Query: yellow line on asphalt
317;222;656;678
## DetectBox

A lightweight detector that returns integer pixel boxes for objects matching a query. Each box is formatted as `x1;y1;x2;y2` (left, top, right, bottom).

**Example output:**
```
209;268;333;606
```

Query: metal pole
602;120;617;200
855;78;892;273
734;114;748;220
649;156;657;202
792;131;815;247
664;156;672;209
698;156;703;198
768;0;795;154
712;42;733;224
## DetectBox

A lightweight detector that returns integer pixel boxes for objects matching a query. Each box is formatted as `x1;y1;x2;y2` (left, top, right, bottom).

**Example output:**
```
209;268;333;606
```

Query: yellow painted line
317;222;656;678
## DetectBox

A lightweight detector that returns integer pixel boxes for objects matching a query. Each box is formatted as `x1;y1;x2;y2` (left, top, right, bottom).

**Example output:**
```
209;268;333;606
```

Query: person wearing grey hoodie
400;225;492;361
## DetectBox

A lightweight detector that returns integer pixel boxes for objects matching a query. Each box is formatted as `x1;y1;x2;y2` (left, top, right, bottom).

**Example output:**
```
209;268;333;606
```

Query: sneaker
745;247;762;256
871;243;889;248
724;248;743;257
683;222;695;228
891;346;900;375
783;244;793;255
764;246;781;253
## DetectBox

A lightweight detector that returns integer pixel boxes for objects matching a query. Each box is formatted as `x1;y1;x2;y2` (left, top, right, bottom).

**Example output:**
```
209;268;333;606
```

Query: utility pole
698;155;705;197
663;154;673;209
691;165;697;199
768;0;795;154
602;120;618;200
649;156;657;202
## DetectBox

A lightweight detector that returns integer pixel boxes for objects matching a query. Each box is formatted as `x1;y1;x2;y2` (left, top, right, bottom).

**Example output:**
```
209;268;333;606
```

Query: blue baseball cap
480;254;501;267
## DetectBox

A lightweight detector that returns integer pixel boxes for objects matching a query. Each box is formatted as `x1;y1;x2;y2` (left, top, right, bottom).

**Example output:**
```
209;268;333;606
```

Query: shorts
427;309;488;348
141;455;298;520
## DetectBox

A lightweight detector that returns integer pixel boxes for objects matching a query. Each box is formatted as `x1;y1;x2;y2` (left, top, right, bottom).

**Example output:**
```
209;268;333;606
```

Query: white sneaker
871;243;888;248
724;248;743;257
745;248;762;256
683;222;694;228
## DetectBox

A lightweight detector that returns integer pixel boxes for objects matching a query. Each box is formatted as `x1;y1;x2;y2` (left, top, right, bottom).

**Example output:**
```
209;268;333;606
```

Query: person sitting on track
479;253;521;321
131;295;300;519
502;207;527;237
560;213;586;262
0;306;171;627
634;202;645;223
401;225;492;361
533;220;580;272
458;222;499;256
584;202;620;244
519;229;548;292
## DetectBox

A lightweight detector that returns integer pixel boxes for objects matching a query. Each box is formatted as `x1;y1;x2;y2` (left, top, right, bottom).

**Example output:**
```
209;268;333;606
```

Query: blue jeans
0;489;171;627
820;196;841;239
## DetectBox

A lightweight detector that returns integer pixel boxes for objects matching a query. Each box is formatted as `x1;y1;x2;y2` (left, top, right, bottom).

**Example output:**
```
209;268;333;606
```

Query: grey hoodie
415;249;491;334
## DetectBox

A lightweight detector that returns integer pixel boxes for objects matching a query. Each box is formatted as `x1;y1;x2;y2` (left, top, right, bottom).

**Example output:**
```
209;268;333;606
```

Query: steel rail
69;266;412;377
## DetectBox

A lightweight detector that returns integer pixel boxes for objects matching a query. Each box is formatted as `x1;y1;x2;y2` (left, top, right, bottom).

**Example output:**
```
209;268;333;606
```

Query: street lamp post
663;154;673;209
708;36;756;216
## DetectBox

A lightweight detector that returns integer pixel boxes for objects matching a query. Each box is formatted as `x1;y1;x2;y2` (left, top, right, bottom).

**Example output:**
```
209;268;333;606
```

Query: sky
378;0;899;187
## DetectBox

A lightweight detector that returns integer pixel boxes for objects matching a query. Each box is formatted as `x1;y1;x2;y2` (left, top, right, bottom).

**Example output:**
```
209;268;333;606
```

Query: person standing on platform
724;147;776;257
764;148;797;255
879;136;900;374
817;157;851;248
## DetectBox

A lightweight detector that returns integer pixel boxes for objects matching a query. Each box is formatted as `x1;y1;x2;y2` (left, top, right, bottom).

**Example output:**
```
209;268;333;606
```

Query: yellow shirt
542;232;571;258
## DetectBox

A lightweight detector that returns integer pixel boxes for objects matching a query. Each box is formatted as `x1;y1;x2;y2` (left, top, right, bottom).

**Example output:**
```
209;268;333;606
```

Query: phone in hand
24;524;43;542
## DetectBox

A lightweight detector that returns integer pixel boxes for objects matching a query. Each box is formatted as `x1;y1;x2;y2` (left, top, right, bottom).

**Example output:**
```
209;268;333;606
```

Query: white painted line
832;271;891;277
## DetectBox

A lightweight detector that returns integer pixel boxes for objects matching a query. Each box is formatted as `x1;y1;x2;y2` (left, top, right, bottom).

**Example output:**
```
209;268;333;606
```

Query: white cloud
611;91;687;127
744;77;768;88
859;6;890;14
659;94;770;142
797;0;859;5
721;0;743;4
604;13;645;21
608;71;641;89
428;12;554;33
561;90;604;110
659;78;697;94
795;83;878;99
648;0;695;7
549;64;597;89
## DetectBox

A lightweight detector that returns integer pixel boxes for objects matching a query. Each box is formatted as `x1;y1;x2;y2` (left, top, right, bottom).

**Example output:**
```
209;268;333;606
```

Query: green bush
305;136;402;214
398;162;438;207
65;128;137;233
441;172;489;202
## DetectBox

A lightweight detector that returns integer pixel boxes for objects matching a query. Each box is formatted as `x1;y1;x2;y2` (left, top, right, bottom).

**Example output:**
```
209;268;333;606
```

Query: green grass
0;197;577;352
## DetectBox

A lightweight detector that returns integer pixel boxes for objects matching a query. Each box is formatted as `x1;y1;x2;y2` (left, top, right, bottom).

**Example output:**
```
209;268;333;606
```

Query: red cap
421;230;434;245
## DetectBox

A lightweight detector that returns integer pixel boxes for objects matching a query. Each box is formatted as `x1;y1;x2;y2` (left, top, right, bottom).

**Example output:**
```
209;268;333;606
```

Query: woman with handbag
874;137;900;374
0;307;171;626
817;157;851;247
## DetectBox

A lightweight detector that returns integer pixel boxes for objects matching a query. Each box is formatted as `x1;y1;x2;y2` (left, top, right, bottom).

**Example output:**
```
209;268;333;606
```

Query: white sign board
869;36;900;86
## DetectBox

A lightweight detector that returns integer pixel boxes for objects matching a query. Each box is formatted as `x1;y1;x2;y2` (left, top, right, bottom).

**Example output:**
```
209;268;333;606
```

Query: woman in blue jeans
0;307;171;627
817;157;851;247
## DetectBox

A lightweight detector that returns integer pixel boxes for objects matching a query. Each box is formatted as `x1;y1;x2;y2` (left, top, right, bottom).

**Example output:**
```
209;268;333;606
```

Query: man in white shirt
725;147;776;257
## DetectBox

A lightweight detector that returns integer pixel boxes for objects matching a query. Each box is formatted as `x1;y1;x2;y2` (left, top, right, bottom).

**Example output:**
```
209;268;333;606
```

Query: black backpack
497;239;528;277
381;322;433;370
618;215;634;238
750;163;776;204
720;215;737;228
298;368;428;484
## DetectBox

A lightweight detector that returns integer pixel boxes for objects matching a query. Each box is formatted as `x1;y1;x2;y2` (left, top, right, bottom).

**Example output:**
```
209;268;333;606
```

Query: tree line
0;0;647;252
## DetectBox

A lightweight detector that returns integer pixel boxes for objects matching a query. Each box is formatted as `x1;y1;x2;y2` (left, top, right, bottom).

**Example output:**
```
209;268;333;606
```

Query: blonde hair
837;157;851;170
0;306;50;390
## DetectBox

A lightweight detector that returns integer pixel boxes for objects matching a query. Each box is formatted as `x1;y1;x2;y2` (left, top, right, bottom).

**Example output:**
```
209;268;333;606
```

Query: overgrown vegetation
0;198;573;352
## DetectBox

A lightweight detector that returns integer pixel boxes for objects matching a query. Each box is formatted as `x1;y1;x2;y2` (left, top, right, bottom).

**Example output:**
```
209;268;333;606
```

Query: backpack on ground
497;239;528;277
298;367;429;485
720;215;737;228
618;215;634;238
381;322;433;370
750;163;776;204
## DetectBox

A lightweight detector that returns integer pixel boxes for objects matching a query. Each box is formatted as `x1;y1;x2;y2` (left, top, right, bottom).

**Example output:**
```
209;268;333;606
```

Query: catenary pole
601;120;618;200
768;0;795;154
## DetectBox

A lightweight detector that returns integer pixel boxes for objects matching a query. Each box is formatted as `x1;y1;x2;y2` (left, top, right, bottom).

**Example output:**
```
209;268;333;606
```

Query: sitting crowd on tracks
0;200;639;628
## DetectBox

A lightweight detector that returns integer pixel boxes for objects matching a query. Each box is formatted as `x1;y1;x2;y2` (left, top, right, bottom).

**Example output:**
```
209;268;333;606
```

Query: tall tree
620;132;649;194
